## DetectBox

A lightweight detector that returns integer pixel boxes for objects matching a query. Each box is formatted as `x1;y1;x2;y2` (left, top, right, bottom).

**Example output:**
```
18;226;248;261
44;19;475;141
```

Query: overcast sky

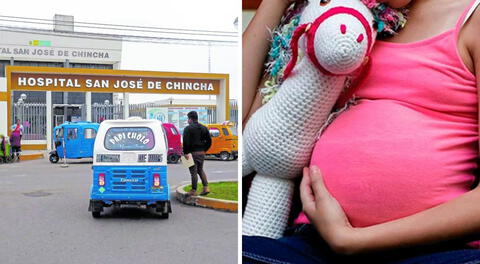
1;0;240;102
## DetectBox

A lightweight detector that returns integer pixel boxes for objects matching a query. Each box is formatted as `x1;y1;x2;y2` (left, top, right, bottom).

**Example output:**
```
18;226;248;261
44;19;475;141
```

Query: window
209;128;220;137
230;127;238;136
13;61;63;68
222;128;229;136
67;128;78;140
170;127;178;135
84;128;97;139
70;63;113;69
13;91;46;103
104;127;155;151
56;128;64;139
0;60;9;77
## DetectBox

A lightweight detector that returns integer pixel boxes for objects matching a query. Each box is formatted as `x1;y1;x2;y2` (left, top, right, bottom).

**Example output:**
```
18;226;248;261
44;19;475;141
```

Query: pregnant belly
309;99;477;227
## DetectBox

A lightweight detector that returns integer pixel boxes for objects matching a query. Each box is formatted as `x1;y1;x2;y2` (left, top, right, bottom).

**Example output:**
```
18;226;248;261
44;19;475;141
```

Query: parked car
206;122;238;161
161;123;182;164
88;117;171;218
49;121;100;163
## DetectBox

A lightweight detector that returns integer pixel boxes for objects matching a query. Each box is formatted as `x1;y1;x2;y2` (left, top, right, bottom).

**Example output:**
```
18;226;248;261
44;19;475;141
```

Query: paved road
0;158;238;264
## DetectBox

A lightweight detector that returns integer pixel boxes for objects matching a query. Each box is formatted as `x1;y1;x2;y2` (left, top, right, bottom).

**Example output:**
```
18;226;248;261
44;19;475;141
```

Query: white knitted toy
242;0;378;239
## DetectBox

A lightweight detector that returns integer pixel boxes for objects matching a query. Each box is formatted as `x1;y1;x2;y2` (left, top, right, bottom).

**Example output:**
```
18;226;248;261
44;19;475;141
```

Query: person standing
183;111;212;196
0;134;6;163
10;119;23;161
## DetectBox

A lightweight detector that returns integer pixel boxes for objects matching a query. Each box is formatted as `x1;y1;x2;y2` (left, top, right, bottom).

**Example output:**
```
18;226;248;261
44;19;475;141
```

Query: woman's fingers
300;167;316;211
309;166;331;201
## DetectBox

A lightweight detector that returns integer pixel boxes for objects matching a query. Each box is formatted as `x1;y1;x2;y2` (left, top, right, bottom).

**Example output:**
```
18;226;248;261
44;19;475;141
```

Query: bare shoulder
462;5;480;77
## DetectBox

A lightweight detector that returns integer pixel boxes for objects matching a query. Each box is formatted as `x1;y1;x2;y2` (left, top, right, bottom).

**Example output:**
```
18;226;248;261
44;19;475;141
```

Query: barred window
13;61;63;68
70;63;113;69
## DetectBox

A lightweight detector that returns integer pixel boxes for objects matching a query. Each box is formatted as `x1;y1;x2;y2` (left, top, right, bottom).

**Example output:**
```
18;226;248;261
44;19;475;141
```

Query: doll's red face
377;0;412;8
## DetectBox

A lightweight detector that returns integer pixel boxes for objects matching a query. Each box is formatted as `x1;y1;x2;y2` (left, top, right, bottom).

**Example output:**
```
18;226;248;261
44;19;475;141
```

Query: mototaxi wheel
49;154;60;164
159;212;169;219
92;211;101;218
168;154;180;164
220;151;230;161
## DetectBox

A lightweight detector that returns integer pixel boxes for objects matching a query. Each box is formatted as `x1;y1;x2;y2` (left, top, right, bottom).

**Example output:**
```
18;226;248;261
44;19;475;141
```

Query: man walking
183;111;212;196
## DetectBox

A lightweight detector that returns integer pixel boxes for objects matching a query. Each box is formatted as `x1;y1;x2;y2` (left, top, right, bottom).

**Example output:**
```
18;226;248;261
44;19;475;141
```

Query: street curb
21;152;44;161
176;180;238;212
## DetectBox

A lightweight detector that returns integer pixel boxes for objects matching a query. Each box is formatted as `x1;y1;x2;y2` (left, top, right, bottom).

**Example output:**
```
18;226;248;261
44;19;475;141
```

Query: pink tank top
295;0;480;232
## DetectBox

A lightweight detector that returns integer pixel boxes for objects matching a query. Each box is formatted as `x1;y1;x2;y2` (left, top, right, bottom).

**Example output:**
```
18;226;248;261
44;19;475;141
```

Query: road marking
210;170;237;174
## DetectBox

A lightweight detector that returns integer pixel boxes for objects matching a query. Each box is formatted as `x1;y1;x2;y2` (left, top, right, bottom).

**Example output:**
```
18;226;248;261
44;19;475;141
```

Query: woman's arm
244;78;265;124
242;0;292;125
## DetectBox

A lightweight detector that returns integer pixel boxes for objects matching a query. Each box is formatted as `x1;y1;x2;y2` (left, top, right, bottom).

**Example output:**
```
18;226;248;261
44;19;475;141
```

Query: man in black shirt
183;111;212;196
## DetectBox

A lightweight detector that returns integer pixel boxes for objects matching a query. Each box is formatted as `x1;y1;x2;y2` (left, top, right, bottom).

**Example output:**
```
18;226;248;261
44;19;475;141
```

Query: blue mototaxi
88;118;171;218
49;122;100;163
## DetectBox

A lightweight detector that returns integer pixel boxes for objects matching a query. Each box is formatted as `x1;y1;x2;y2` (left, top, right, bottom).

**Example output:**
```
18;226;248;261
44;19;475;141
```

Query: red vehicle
161;123;182;163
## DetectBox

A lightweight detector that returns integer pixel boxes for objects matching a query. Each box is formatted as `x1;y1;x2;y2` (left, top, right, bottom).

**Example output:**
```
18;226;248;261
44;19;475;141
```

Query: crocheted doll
243;0;407;239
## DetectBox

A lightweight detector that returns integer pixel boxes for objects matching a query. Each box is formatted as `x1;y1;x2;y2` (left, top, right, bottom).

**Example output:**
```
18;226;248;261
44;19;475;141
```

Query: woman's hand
300;166;362;255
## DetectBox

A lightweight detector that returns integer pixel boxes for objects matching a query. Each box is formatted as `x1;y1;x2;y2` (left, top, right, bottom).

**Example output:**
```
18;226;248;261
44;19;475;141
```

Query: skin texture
300;0;480;255
377;0;412;9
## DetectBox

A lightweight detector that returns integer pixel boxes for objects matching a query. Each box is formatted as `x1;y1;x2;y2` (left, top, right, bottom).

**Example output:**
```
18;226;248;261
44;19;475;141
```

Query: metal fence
12;103;47;140
229;100;238;126
91;101;238;126
128;103;219;124
92;103;124;123
207;107;217;124
129;103;155;119
9;100;237;141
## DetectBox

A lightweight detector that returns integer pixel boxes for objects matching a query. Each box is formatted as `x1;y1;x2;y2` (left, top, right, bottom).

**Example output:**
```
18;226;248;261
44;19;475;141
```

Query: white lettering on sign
86;79;109;88
165;82;214;91
17;77;81;88
18;77;26;86
14;75;218;94
109;132;150;145
147;81;162;90
113;80;144;89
